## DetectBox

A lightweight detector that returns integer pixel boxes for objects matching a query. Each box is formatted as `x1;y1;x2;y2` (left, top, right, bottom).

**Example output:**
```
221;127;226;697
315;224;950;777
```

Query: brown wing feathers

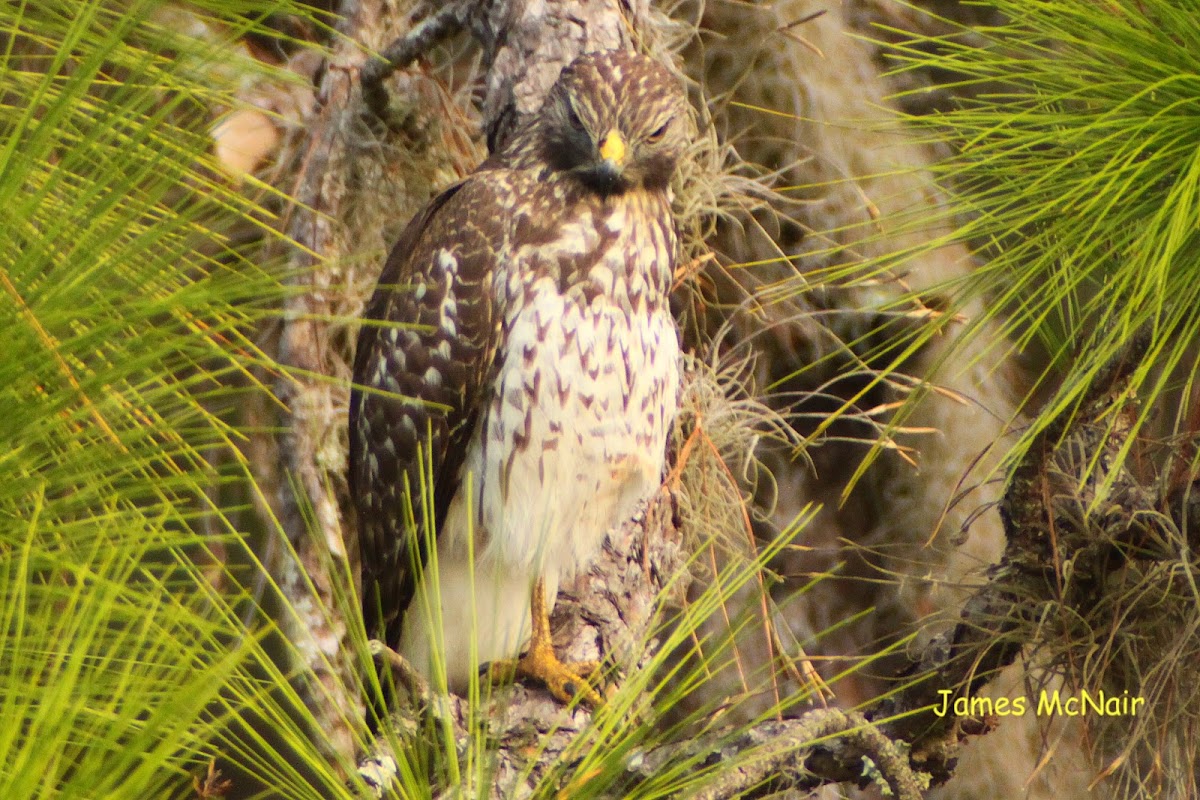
349;178;499;645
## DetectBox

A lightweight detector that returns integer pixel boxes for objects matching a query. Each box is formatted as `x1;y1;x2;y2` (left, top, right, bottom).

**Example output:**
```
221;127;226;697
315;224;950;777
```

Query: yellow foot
487;577;604;707
487;646;602;707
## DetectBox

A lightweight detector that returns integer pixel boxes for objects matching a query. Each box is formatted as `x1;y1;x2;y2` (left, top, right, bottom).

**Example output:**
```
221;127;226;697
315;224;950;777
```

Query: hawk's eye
646;119;671;143
566;102;585;131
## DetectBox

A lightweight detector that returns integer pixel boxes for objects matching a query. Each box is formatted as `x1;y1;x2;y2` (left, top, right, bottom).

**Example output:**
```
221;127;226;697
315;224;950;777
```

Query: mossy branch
619;709;927;800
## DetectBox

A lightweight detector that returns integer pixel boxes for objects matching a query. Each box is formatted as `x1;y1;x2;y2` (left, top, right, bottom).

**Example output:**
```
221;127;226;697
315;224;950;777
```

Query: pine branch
618;710;927;800
360;2;470;119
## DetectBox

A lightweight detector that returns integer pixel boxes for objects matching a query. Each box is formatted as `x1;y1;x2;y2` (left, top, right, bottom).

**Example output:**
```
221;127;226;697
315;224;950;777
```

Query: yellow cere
599;130;626;165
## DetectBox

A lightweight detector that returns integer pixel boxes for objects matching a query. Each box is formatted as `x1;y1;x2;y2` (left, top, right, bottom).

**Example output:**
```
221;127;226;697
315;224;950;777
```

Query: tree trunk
270;0;483;766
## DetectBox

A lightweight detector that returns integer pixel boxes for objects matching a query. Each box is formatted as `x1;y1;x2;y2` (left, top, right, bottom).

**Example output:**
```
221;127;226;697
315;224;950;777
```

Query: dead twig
360;2;471;119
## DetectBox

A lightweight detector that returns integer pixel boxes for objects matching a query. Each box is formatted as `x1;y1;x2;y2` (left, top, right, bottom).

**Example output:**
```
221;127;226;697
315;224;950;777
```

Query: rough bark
270;0;481;765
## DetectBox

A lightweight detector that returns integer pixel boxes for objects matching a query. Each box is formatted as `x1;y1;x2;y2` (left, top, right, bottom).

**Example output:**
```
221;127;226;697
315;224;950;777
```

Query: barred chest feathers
399;187;682;686
469;186;678;571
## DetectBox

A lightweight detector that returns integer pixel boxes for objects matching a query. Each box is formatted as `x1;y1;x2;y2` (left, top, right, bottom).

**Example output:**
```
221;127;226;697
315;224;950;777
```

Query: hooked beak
586;129;626;193
598;129;626;168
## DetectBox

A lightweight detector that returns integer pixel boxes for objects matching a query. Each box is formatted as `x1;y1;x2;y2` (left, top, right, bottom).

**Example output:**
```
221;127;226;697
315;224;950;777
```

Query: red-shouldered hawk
350;50;688;705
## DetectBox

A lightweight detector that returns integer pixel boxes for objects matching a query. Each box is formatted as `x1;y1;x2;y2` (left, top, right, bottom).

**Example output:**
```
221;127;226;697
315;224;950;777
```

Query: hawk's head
540;50;690;196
